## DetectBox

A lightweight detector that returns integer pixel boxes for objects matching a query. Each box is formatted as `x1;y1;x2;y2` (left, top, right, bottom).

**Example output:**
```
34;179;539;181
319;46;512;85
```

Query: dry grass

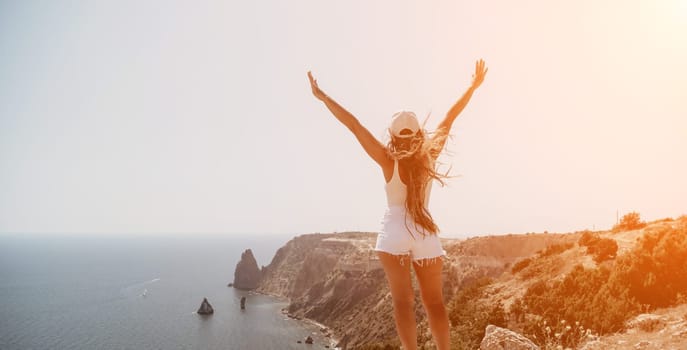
580;305;687;349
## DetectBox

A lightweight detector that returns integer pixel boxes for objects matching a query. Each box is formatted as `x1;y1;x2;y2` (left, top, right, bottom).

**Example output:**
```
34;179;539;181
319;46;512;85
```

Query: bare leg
413;257;450;350
377;251;417;350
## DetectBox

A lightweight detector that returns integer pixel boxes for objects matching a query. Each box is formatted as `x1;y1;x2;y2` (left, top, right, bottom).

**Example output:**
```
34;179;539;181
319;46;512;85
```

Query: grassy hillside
255;214;687;349
447;215;687;349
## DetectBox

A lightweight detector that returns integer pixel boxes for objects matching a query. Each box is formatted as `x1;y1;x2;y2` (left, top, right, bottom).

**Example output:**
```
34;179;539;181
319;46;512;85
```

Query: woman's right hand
307;71;327;101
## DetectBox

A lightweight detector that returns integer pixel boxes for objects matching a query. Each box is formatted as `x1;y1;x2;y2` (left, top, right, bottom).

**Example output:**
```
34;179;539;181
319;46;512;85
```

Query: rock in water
480;325;539;350
304;336;314;344
240;296;246;310
233;249;262;290
197;297;214;315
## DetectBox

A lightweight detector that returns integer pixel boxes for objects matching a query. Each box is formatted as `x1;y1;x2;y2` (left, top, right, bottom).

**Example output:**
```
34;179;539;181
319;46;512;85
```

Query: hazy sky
1;0;686;237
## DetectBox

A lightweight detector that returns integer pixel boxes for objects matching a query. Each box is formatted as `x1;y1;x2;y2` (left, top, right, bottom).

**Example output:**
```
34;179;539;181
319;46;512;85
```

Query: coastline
299;316;341;350
254;290;341;349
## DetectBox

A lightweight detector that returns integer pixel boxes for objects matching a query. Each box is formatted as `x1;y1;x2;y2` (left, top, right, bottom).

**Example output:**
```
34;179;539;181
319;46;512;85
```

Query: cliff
257;232;395;347
233;249;262;290
256;231;575;349
255;217;687;349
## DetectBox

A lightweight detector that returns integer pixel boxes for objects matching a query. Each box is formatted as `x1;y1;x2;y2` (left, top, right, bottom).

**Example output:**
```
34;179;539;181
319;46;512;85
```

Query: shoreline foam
255;290;341;349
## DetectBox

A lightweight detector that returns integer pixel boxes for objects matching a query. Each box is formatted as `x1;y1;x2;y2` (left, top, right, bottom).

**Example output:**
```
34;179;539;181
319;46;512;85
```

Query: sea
0;233;337;350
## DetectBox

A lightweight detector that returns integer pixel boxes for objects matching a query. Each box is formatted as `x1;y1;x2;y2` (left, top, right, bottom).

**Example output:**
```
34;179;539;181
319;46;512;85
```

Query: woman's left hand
471;59;488;89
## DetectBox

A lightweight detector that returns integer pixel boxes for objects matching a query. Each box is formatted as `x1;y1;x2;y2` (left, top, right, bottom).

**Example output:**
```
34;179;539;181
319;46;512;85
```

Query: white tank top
385;160;432;208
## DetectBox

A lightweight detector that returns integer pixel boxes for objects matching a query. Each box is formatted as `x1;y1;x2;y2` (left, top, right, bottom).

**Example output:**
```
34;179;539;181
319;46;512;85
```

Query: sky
1;0;686;237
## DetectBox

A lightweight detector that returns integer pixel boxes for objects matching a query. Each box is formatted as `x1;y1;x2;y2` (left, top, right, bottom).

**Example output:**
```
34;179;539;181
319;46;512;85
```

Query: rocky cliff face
256;231;580;349
257;232;398;348
233;249;262;290
256;220;687;349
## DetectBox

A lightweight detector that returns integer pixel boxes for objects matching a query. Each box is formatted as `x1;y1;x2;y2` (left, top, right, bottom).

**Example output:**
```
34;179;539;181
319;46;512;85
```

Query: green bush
591;238;618;263
613;223;687;308
511;258;532;274
509;298;526;323
519;220;687;345
525;319;594;350
539;243;574;257
519;255;565;281
448;278;506;349
521;264;639;339
578;232;618;263
613;211;647;232
578;230;599;247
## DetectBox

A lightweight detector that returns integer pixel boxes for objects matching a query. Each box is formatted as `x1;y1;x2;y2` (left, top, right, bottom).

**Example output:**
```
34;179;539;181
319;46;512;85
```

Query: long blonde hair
387;129;449;236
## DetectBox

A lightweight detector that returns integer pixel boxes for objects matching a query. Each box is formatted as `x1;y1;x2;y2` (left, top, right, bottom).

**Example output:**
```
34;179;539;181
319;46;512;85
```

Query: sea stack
233;249;262;290
197;297;214;315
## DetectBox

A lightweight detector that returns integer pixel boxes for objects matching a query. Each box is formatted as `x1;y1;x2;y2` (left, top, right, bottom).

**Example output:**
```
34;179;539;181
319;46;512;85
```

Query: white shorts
374;206;446;262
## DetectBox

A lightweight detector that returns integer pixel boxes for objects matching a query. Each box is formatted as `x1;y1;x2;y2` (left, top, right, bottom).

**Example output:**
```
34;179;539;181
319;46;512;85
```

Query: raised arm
433;59;488;153
308;71;390;168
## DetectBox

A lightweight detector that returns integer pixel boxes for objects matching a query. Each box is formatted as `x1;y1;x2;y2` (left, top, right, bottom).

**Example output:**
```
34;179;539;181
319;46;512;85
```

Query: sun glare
639;0;687;50
669;0;687;20
679;0;687;11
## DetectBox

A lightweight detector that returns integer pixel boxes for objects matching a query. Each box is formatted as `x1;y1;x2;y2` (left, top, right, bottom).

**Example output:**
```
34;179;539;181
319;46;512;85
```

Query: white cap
389;111;420;138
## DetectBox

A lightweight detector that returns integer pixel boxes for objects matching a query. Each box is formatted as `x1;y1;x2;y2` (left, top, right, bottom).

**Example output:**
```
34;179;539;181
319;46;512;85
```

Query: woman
307;59;487;350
